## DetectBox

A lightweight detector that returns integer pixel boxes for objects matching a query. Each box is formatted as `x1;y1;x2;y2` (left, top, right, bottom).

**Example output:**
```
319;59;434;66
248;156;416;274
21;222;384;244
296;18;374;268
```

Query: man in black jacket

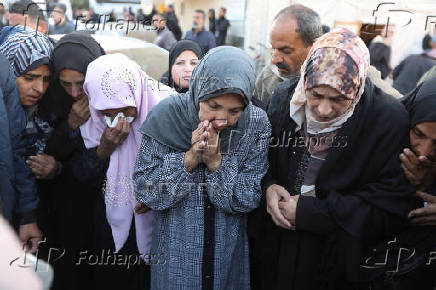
393;51;436;95
164;4;182;41
208;9;216;35
215;7;230;46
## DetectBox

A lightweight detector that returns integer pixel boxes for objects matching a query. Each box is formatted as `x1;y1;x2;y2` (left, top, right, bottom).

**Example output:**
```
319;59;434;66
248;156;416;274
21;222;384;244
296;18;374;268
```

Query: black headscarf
401;77;436;128
39;32;105;123
160;40;203;93
422;34;433;50
51;32;106;78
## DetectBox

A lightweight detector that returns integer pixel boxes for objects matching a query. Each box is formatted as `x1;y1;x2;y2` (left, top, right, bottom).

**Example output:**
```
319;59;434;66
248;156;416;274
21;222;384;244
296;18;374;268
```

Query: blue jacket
0;26;24;44
184;28;216;54
0;54;38;223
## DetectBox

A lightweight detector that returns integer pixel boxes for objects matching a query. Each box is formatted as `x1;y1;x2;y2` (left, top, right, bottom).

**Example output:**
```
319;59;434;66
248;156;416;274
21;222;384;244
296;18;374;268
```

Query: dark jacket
250;77;418;290
37;82;108;290
48;19;75;35
0;25;24;44
215;17;230;46
0;54;37;223
393;54;436;95
184;29;216;54
164;12;182;41
369;42;391;79
38;82;108;231
208;17;216;35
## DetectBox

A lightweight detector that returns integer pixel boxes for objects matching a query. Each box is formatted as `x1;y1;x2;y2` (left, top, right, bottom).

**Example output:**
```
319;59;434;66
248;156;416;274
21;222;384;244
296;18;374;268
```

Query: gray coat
134;46;271;290
154;27;177;51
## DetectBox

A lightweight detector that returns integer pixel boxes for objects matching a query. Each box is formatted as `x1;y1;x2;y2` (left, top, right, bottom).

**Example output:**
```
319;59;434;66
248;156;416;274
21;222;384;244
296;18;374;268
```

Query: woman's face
100;106;137;122
198;93;245;132
170;50;199;89
410;121;436;161
306;85;353;122
16;65;51;107
59;69;86;101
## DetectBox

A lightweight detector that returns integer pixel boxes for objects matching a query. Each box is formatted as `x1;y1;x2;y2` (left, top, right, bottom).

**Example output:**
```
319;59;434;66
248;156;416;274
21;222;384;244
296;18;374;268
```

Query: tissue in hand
104;112;134;128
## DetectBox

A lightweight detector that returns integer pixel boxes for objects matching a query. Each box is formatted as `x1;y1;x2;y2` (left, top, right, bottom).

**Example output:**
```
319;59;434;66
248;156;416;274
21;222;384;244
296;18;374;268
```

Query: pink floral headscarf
290;27;370;134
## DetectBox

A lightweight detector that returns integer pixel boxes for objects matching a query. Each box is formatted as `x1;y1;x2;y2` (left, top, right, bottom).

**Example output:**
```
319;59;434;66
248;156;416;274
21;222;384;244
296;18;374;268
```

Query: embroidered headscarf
80;53;174;255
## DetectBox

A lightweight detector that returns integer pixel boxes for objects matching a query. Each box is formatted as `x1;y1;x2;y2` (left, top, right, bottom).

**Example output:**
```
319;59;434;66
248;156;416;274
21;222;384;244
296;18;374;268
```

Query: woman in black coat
37;32;107;290
250;28;418;290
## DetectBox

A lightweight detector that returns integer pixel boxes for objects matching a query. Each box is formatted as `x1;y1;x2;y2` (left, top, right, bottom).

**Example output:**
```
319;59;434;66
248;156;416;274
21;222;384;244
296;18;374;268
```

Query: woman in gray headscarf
134;46;271;290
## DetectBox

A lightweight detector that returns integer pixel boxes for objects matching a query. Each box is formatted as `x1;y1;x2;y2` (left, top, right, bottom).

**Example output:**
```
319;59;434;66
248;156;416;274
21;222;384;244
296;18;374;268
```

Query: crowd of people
151;6;230;53
0;0;231;52
0;1;435;290
72;3;230;53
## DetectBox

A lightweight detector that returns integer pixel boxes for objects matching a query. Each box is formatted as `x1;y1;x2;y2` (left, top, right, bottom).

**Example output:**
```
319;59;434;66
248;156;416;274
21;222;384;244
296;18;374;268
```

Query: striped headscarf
0;27;53;77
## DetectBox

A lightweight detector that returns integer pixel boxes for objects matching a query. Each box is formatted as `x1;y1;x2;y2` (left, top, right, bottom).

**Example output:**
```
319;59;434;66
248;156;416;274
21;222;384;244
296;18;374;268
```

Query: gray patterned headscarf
140;46;256;153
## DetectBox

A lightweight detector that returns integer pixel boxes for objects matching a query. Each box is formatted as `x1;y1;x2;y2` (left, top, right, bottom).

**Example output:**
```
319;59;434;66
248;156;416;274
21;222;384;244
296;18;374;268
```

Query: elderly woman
389;79;436;290
80;53;173;290
400;79;436;197
134;46;271;289
251;28;417;290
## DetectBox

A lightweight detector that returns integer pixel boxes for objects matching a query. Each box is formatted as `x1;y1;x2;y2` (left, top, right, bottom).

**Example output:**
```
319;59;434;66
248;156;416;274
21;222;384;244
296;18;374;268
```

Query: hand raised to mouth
185;120;222;173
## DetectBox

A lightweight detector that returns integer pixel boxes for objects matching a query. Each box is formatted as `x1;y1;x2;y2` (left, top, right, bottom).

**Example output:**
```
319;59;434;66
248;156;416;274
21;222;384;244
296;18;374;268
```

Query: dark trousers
94;195;150;290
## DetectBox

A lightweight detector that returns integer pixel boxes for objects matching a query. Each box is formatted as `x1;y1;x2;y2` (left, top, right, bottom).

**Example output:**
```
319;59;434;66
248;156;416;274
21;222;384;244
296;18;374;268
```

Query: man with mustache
253;4;323;105
152;13;176;51
254;5;403;106
185;9;216;54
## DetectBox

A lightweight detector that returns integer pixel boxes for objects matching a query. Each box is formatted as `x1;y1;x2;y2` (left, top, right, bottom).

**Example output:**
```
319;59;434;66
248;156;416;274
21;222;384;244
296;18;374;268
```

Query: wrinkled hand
266;184;292;230
409;191;436;226
201;121;222;172
26;154;59;179
68;97;90;130
134;203;150;214
185;121;207;172
97;118;130;160
400;148;436;190
185;121;222;172
19;223;42;254
278;195;300;227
